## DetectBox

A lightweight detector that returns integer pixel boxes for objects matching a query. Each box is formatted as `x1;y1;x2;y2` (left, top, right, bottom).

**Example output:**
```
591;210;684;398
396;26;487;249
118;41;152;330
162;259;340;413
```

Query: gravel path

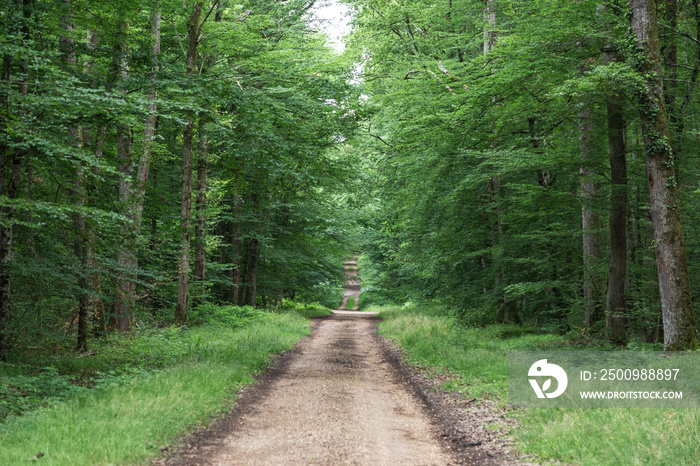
159;257;518;465
164;312;456;465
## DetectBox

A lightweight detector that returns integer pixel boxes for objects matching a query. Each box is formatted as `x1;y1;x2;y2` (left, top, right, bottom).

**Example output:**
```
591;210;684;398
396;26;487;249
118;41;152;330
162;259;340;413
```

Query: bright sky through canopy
312;0;351;52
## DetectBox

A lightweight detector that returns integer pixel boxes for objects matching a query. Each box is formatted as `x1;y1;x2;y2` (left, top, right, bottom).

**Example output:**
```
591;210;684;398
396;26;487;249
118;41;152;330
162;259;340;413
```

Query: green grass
376;303;700;465
269;299;334;318
346;296;355;309
0;312;312;465
518;407;699;465
376;304;557;400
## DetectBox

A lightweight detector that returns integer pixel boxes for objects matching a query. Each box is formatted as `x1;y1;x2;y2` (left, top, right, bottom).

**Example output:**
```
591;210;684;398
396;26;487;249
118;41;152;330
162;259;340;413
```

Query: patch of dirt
156;312;529;465
339;255;360;310
375;337;533;465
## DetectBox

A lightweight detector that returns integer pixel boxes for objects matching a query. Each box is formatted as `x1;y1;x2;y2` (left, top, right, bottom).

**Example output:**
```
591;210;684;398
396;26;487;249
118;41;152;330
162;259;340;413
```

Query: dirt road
160;307;522;465
163;310;495;465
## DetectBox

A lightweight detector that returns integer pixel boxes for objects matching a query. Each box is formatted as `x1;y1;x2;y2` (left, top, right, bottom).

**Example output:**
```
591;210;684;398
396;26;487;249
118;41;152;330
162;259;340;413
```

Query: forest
0;0;699;463
2;0;699;360
349;0;700;351
0;0;361;359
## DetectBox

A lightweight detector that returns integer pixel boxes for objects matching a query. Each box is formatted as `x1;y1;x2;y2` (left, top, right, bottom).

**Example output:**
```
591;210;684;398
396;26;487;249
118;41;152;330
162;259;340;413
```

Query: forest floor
157;311;524;465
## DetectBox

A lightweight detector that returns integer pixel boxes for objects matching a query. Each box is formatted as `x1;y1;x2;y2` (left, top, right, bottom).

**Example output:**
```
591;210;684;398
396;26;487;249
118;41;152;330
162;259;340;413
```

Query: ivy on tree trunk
630;0;698;350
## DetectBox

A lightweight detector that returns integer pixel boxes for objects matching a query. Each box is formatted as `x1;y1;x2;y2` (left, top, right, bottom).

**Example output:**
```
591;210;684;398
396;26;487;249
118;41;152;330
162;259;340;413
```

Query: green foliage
345;0;700;343
0;301;323;423
295;280;343;310
0;367;83;421
0;312;311;465
189;304;264;327
488;324;539;340
268;299;333;319
0;0;361;356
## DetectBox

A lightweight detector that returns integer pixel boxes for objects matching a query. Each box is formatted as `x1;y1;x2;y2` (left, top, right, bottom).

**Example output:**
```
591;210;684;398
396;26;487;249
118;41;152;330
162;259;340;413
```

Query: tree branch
368;132;395;149
659;23;700;46
198;1;218;40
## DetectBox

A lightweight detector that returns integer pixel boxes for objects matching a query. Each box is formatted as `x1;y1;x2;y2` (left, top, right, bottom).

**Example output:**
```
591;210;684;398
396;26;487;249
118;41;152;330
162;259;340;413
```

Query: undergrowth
0;302;326;465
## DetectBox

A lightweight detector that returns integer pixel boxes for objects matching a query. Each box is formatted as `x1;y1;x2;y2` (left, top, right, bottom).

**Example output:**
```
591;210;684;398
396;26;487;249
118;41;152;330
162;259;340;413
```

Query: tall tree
175;1;204;325
59;0;91;350
579;108;602;329
630;0;698;350
604;43;628;343
113;16;135;332
84;27;106;337
194;118;208;286
112;2;161;330
194;1;222;294
0;0;31;360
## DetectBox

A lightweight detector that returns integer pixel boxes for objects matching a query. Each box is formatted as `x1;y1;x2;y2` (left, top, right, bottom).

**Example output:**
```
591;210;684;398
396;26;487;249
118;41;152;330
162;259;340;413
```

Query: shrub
189;304;264;327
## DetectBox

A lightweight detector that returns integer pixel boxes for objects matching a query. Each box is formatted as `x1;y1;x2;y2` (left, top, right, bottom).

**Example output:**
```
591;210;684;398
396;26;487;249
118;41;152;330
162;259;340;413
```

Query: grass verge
0;311;314;465
375;303;700;465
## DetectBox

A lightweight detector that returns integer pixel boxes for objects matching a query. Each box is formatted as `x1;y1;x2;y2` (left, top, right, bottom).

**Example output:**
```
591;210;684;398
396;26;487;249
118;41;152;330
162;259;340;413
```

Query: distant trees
348;0;699;349
0;0;358;359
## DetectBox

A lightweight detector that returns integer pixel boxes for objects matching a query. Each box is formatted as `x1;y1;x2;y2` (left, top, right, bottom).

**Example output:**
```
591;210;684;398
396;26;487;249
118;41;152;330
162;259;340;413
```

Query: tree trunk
194;118;207;283
482;0;506;318
243;238;259;307
134;3;161;232
85;31;106;336
487;174;504;315
599;9;628;343
605;89;627;344
74;205;89;350
111;5;161;330
112;19;134;332
483;0;497;54
193;1;221;293
175;2;204;325
630;0;698;350
229;197;242;305
579;108;602;329
60;0;90;350
0;0;30;360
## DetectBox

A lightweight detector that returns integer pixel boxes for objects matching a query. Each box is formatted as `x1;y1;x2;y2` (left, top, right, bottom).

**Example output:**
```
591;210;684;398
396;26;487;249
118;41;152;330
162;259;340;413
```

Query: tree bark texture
193;1;221;288
175;2;204;325
194;117;208;282
85;31;106;336
605;82;627;344
112;19;134;332
242;238;259;307
579;108;602;329
630;0;698;350
483;0;497;54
